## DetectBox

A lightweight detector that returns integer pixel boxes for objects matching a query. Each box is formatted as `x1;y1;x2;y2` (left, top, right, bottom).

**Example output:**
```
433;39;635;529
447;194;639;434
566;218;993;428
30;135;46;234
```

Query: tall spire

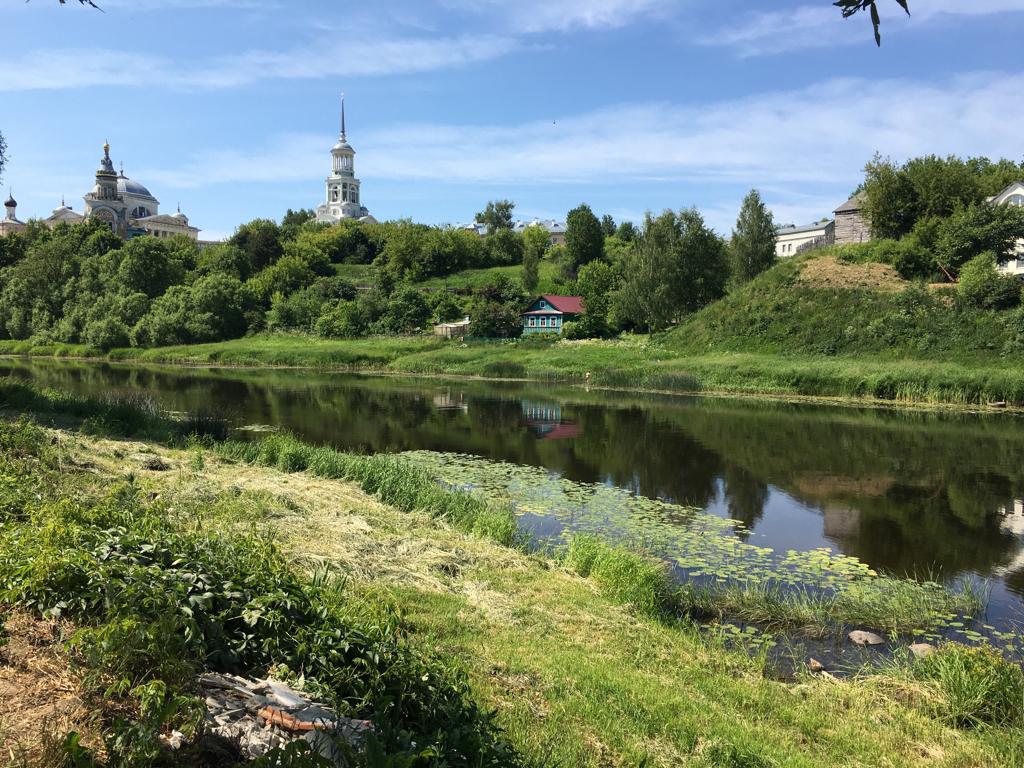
340;92;346;140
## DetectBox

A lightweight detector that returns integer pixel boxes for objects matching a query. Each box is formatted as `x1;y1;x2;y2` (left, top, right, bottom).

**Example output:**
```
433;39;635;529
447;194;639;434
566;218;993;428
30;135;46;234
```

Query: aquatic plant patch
400;452;985;637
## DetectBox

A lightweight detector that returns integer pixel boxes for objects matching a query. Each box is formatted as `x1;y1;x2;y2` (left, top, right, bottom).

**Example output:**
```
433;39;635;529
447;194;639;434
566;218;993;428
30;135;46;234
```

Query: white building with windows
988;182;1024;275
315;96;375;224
775;219;835;258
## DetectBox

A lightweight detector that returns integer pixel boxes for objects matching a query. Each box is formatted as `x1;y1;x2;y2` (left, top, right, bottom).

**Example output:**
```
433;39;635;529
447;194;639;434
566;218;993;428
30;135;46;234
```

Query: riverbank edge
2;413;1020;765
4;336;1024;414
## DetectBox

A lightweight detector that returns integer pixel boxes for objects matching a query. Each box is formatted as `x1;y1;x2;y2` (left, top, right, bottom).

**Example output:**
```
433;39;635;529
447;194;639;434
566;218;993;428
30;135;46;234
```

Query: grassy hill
666;250;1024;364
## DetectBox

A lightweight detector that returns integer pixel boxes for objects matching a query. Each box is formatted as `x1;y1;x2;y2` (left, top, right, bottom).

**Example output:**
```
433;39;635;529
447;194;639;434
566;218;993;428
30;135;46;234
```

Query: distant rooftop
776;220;833;236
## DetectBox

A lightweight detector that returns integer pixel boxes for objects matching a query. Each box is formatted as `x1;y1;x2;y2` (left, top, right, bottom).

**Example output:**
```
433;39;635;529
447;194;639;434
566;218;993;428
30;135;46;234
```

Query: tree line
0;192;779;347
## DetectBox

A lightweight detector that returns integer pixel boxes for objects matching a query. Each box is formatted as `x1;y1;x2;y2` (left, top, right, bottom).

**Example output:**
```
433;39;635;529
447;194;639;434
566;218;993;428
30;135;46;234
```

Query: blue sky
1;0;1023;240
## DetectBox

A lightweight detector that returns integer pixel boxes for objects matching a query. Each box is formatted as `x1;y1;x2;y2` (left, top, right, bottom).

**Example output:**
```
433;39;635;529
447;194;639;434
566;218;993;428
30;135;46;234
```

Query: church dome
4;193;15;207
118;175;156;199
332;138;354;153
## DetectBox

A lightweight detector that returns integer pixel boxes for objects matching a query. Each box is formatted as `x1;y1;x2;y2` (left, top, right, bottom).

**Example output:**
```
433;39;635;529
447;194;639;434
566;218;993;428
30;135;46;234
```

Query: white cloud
703;0;1024;56
442;0;674;33
0;33;520;91
132;70;1024;230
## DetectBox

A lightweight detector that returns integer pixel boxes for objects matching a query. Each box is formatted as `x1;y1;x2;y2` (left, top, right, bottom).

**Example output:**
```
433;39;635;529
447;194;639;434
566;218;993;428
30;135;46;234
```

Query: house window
1009;194;1024;207
540;317;547;328
529;317;536;327
539;301;547;309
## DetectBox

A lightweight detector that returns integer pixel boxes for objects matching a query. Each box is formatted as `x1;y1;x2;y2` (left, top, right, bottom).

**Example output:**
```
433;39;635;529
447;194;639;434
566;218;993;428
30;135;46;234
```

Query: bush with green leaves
956;252;1021;310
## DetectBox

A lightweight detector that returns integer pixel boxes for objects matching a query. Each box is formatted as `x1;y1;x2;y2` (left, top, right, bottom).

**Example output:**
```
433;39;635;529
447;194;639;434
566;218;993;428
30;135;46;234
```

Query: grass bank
3;415;1023;765
5;333;1024;409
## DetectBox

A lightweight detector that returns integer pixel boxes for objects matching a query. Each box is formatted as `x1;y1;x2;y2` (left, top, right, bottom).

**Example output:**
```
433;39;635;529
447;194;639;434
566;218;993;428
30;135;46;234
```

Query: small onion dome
4;193;15;207
173;205;187;222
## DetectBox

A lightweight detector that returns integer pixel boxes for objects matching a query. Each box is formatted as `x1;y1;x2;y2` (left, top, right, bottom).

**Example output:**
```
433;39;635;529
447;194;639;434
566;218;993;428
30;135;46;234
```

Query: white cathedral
1;141;200;241
315;97;375;225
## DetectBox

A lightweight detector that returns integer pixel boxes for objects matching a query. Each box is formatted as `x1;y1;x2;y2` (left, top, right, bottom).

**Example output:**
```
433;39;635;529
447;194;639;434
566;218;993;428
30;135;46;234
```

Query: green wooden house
521;295;584;335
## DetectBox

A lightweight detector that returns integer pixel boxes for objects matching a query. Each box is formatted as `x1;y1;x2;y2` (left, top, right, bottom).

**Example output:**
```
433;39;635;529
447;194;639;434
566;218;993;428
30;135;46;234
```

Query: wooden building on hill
834;192;871;245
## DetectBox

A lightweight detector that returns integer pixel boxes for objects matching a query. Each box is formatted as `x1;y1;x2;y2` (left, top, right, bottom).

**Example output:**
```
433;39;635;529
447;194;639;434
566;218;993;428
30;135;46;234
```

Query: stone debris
184;671;373;763
848;630;885;647
909;642;936;659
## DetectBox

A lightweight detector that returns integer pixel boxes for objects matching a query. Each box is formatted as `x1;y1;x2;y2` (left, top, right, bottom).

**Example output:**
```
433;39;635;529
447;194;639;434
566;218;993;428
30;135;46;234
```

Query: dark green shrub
957;252;1021;310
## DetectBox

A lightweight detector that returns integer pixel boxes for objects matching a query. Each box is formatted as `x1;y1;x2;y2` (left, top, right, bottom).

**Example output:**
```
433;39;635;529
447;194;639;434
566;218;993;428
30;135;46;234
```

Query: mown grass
216;433;519;547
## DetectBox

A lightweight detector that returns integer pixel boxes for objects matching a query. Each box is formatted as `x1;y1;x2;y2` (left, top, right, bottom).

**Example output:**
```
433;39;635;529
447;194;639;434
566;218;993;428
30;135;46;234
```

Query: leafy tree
375;220;432;283
315;300;371;338
600;214;616;238
475;200;515;234
484;228;525;267
936;203;1024;275
862;154;1020;240
614;215;677;334
615;221;638;242
521;225;549;294
195;243;251;280
229;219;283;274
431;291;464;323
280;208;316;241
420;228;479;277
246;255;317;304
114;236;195;298
613;209;728;333
862;155;919;239
565;204;604;276
729;189;776;285
571;260;619;338
376;286;431;333
469;276;524;339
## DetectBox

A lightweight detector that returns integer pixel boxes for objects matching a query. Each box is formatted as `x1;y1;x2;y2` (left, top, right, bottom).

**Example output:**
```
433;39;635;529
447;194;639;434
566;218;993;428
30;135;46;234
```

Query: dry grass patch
798;255;907;292
0;610;98;767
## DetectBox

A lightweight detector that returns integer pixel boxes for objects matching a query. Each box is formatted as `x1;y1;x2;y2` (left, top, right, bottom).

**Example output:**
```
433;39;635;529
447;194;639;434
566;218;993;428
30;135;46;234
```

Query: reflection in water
3;358;1024;623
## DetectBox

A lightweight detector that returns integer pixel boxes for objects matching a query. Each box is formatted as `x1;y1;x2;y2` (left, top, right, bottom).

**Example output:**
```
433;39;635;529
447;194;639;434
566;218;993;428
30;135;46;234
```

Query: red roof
541;295;585;314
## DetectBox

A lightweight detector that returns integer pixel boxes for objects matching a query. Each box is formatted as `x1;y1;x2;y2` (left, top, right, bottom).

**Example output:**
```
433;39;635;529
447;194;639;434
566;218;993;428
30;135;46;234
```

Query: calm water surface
5;358;1024;628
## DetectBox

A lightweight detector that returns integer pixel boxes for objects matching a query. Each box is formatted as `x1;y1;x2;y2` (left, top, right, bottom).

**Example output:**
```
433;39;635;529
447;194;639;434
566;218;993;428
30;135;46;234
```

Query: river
4;357;1024;631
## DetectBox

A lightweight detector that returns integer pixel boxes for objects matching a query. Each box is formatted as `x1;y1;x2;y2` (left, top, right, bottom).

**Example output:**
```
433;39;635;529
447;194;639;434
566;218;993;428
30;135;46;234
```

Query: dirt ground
0;610;97;766
798;255;907;292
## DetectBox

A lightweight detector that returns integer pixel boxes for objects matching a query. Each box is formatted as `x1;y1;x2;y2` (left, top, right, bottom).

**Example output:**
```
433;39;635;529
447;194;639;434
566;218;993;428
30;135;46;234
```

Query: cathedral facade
315;97;375;224
26;142;201;241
